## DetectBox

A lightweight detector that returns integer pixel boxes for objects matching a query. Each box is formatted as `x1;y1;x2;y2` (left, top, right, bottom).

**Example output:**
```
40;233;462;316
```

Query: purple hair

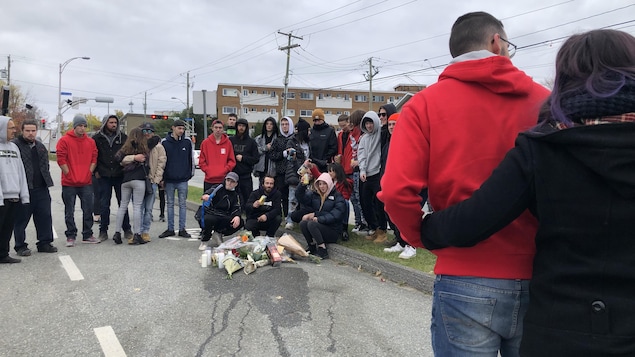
545;29;635;126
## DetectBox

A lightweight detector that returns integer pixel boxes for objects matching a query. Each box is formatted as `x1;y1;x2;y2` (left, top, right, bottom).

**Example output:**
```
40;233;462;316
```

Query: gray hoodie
358;111;381;177
0;116;29;204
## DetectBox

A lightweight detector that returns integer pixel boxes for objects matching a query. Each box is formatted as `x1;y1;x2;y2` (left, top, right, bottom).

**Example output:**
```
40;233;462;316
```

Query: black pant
62;185;94;239
158;186;165;217
0;200;18;258
360;174;387;231
300;220;339;245
236;175;253;212
275;174;289;218
201;214;244;241
245;215;282;237
13;187;53;250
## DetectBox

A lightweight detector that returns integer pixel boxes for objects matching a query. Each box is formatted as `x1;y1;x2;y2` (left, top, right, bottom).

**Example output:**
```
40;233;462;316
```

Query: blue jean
61;185;94;239
431;275;529;357
165;181;188;231
14;187;54;249
140;183;157;234
348;172;363;226
98;176;130;233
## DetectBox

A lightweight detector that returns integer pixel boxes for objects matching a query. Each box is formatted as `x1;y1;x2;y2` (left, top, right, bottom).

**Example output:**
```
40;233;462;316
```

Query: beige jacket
121;142;167;184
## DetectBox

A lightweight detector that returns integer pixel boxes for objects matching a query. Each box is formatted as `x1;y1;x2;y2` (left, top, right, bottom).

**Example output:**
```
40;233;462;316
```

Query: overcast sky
2;0;634;122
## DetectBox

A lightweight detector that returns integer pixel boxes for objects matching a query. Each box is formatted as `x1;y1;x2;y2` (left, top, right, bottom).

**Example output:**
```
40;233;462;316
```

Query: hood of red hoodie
440;56;537;96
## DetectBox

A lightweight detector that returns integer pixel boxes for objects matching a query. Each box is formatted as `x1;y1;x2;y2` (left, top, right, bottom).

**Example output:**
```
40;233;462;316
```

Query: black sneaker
307;244;317;255
317;247;329;260
0;256;21;264
98;231;109;242
112;232;123;245
134;233;146;245
341;231;349;242
37;244;58;253
178;230;191;238
16;247;32;256
158;230;175;238
124;230;133;242
159;215;165;222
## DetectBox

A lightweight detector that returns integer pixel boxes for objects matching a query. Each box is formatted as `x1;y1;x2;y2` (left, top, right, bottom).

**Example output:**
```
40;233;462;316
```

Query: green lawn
187;185;436;274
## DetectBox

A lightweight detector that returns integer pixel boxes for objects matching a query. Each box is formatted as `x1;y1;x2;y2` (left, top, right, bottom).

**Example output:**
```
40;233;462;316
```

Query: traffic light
150;114;168;120
40;119;46;129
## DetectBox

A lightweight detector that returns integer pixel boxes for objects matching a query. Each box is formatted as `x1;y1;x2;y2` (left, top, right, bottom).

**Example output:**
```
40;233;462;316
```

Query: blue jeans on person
431;275;529;357
98;176;130;233
141;183;158;234
61;185;94;239
13;187;54;250
348;172;363;226
165;181;188;231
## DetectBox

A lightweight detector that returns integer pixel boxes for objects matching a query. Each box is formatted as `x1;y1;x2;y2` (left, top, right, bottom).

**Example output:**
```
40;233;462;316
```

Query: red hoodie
378;55;550;279
199;133;236;184
56;129;98;187
337;126;362;175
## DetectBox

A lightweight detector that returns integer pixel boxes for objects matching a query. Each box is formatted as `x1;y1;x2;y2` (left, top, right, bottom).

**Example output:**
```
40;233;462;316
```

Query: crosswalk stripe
58;255;84;281
94;326;127;357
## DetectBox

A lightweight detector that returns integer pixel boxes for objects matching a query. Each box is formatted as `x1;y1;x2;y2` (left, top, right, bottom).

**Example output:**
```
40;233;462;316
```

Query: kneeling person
198;172;243;250
245;175;282;237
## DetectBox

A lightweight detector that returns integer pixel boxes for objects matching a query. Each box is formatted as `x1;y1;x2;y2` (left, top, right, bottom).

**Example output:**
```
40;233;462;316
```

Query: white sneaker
198;242;207;251
285;222;294;230
384;243;405;253
398;245;417;259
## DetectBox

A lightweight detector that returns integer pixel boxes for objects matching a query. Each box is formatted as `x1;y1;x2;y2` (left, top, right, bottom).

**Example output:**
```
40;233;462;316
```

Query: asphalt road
0;162;434;356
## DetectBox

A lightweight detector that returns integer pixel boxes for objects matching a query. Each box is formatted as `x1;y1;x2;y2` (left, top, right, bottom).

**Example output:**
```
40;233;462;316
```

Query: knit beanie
73;114;88;128
311;109;325;121
388;113;400;122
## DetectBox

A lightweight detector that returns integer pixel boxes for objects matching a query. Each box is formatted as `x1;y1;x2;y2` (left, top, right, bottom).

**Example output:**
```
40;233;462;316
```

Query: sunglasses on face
142;129;154;134
379;112;387;117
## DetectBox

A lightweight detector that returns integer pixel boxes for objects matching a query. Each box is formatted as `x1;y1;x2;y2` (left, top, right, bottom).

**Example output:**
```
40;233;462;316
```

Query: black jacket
284;135;308;186
308;121;337;171
379;103;396;149
230;133;259;178
296;183;346;233
421;121;635;355
93;121;127;178
12;135;54;189
245;187;282;221
203;184;241;218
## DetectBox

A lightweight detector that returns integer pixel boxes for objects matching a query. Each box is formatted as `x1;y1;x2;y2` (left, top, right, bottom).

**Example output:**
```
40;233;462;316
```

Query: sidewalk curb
186;200;435;294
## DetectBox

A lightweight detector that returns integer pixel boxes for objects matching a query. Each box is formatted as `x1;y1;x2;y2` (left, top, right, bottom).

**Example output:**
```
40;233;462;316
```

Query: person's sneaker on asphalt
178;230;191;238
98;231;109;242
198;242;207;251
66;238;76;247
0;255;21;264
398;245;417;259
133;233;146;245
124;230;133;242
16;247;31;256
384;243;405;253
159;215;165;222
82;236;100;244
37;244;58;253
141;233;151;243
112;232;123;245
158;230;175;238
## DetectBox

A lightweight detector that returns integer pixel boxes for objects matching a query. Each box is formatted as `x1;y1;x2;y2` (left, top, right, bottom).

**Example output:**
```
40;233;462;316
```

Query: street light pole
57;56;90;137
171;96;194;137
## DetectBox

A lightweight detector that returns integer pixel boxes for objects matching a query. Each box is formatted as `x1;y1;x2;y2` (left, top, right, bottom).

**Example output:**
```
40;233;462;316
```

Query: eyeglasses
500;37;517;59
378;112;387;117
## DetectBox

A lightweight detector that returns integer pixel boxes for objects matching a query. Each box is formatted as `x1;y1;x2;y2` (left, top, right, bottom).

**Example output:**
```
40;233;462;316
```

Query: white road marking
94;326;127;357
58;255;84;281
165;237;181;241
53;227;58;239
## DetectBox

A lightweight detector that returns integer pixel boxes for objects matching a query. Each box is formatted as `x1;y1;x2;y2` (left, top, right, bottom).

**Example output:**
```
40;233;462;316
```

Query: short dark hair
263;174;275;182
21;119;39;130
337;114;349;122
349;110;365;127
228;113;238;119
449;11;505;58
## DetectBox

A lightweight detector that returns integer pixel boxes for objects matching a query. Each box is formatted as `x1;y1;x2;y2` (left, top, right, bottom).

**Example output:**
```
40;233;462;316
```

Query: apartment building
216;83;425;125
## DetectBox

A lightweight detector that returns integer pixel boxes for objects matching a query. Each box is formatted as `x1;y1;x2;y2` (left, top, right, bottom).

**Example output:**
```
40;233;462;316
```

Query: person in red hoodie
56;114;99;247
335;112;364;233
199;119;236;191
378;11;550;356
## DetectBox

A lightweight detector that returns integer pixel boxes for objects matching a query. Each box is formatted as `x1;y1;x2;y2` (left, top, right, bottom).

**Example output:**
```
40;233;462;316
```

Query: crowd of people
2;9;634;355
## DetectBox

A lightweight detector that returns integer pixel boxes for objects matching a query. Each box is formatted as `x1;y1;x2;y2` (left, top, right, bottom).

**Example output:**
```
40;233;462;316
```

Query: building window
243;108;248;114
300;92;314;100
344;94;350;101
286;92;295;99
251;108;257;112
389;96;394;102
373;95;385;102
222;106;237;114
336;111;342;115
354;95;367;102
300;110;312;116
344;111;350;115
262;90;269;95
286;109;295;116
243;90;249;96
318;93;324;100
325;110;331;115
271;91;276;97
251;89;257;94
270;108;277;114
222;88;238;96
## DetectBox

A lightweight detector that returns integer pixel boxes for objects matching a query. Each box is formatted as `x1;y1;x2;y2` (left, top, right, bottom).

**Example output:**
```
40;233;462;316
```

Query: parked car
193;149;200;168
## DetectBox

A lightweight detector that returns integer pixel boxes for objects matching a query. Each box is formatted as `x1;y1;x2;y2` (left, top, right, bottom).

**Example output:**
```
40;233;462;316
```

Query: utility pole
186;71;191;118
278;31;303;118
364;57;379;112
6;55;10;85
143;91;147;119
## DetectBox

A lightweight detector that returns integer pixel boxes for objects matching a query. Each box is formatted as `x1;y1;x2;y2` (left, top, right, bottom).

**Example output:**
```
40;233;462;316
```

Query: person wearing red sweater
378;12;550;356
56;114;99;246
199;119;236;191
